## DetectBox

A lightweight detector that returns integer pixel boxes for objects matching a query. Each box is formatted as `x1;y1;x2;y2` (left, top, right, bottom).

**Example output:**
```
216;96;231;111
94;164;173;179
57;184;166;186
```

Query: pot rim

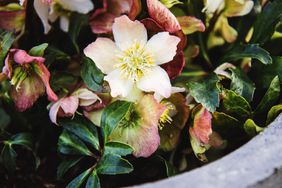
133;114;282;188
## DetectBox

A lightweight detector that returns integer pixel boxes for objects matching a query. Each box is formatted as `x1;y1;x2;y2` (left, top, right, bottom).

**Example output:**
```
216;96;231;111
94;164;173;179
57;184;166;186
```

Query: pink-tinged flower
109;95;166;157
33;0;94;34
89;0;141;34
177;16;206;35
49;96;79;125
48;87;101;124
189;105;212;161
0;2;26;33
147;0;181;33
84;15;180;100
2;49;58;112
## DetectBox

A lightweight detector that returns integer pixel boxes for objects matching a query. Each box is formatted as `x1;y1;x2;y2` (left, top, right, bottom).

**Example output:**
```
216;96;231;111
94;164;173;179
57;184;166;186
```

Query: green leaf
255;76;281;115
101;100;134;141
221;90;252;121
45;46;70;66
0;108;10;131
251;56;282;89
0;30;14;68
68;13;88;52
187;74;220;112
60;117;100;151
66;168;92;188
243;119;264;137
0;144;17;172
157;156;176;177
229;68;256;102
221;44;272;65
266;104;282;125
57;157;83;179
96;153;133;175
28;43;48;56
251;0;282;44
9;133;32;149
58;130;93;156
104;142;133;156
81;57;104;92
86;170;100;188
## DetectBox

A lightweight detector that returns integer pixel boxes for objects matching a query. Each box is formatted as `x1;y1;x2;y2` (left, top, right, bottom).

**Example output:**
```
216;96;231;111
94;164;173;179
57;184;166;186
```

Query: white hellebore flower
34;0;94;34
84;15;180;100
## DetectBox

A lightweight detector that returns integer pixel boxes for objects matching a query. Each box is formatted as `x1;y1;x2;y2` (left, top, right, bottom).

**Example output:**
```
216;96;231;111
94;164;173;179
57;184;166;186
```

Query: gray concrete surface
133;114;282;188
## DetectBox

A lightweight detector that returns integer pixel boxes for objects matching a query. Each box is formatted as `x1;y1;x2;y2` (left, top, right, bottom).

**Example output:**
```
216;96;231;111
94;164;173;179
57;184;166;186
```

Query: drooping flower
189;105;212;162
84;15;180;100
2;49;58;111
49;87;101;124
204;0;254;48
0;1;26;33
33;0;94;34
109;95;166;157
89;0;141;34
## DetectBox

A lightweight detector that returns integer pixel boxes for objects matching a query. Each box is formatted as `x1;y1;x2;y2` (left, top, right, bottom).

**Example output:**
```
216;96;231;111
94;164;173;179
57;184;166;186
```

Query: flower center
115;42;154;82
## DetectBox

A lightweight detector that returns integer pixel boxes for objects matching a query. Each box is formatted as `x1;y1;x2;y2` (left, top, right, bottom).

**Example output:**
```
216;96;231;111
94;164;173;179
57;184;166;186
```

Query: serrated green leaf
255;76;280;115
222;44;272;65
60;117;100;151
0;144;17;172
81;57;104;92
0;30;14;68
251;1;282;44
66;168;92;188
28;43;48;57
243;119;264;137
187;74;220;112
96;153;133;175
57;157;83;179
9;133;32;149
101;100;134;141
68;13;88;52
251;56;282;89
266;104;282;125
86;170;100;188
221;90;252;121
229;68;256;102
58;130;92;156
0;108;10;131
104;142;133;156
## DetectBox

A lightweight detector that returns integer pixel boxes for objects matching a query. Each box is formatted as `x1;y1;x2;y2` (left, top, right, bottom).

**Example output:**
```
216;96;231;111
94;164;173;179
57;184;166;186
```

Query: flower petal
203;0;224;14
224;0;254;17
72;88;101;107
56;0;94;14
161;51;185;79
147;0;181;33
137;66;171;99
84;38;119;74
59;15;69;32
104;69;134;98
12;49;45;65
177;16;205;35
145;32;180;65
109;95;165;157
112;15;147;50
34;0;51;34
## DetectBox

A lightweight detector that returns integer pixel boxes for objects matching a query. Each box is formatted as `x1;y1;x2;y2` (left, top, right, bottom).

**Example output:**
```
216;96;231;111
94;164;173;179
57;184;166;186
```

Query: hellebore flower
189;105;212;162
49;88;101;124
84;15;180;100
109;95;166;157
89;0;141;34
204;0;254;47
0;1;26;33
33;0;94;34
2;49;58;112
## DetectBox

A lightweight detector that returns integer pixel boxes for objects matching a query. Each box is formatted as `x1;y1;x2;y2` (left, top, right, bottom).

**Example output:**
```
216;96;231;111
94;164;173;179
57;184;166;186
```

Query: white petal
57;0;94;14
203;0;224;13
112;15;147;50
49;101;61;125
60;15;69;32
104;69;133;98
137;66;172;99
84;38;120;74
72;88;101;106
34;0;51;34
145;32;180;65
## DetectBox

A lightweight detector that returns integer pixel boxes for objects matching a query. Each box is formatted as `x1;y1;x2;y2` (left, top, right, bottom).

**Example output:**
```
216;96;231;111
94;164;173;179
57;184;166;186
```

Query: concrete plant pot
134;114;282;188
